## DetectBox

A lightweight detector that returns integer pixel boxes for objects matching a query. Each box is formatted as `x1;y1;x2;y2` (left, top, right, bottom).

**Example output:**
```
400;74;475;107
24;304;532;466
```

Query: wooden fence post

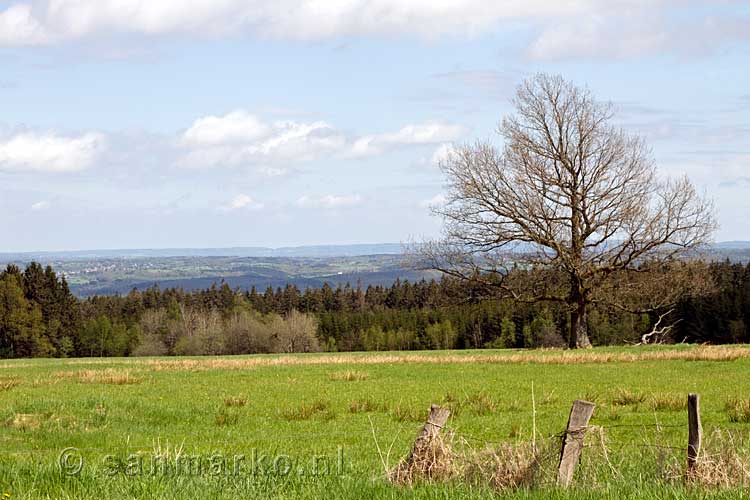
557;399;596;487
686;393;702;479
391;404;451;483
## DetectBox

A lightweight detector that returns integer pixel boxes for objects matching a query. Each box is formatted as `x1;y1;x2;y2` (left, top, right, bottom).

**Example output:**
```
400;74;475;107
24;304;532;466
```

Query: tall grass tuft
611;388;646;406
726;399;750;423
349;398;385;413
329;370;369;381
223;397;247;408
649;394;686;412
281;400;334;421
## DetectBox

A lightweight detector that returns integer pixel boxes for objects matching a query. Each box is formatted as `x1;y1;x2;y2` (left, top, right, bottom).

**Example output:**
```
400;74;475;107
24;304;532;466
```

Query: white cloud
0;1;604;45
30;200;51;211
419;193;447;209
0;131;106;172
296;194;362;209
182;111;271;146
220;194;264;211
8;0;732;63
3;1;744;62
351;122;467;157
0;1;746;63
178;111;347;169
178;110;467;168
0;4;50;46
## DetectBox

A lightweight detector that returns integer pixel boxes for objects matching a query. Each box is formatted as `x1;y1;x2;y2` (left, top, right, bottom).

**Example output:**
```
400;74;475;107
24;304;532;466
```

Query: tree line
0;260;748;358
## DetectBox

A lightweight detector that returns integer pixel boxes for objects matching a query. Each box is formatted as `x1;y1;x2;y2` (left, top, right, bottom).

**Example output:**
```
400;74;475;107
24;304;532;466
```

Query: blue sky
0;0;748;251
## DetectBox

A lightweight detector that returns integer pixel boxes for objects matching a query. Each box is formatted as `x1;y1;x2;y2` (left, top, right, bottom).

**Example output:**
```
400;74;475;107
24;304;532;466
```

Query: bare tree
418;73;717;348
271;310;320;353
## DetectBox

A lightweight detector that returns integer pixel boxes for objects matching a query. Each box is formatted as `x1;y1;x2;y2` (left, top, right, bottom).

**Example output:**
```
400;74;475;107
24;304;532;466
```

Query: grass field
2;346;750;498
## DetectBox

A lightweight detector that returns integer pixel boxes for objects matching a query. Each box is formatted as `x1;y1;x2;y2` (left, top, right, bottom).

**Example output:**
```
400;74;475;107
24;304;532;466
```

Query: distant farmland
0;254;438;296
2;243;749;297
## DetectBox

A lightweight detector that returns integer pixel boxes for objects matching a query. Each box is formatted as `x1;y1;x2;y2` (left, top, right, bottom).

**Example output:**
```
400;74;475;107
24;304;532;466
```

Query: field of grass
2;346;750;498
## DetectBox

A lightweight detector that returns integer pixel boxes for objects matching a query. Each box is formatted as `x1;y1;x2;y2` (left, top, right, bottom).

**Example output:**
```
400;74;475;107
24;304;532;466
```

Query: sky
0;0;748;252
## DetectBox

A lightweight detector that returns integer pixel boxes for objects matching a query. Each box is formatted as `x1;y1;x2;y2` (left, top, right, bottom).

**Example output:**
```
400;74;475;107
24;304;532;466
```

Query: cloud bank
2;1;746;59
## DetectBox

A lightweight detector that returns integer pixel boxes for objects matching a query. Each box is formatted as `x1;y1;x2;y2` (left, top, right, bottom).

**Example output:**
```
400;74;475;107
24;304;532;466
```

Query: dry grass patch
53;369;143;385
649;394;686;412
464;442;543;491
445;392;500;417
726;399;750;423
465;392;498;416
390;405;425;423
611;388;646;406
388;428;547;490
280;400;334;421
668;430;750;488
223;397;247;408
120;345;750;371
143;359;221;372
349;398;385;413
688;453;750;488
215;408;241;426
8;413;41;431
329;370;369;381
390;430;456;485
0;378;20;391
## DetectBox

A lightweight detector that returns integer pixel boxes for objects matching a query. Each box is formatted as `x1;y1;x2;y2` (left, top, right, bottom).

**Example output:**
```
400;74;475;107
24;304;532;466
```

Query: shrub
222;310;274;354
132;333;168;357
271;310;320;353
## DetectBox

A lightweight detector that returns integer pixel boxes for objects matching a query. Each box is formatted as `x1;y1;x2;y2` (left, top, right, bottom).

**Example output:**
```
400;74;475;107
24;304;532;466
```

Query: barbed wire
603;423;683;429
0;417;740;460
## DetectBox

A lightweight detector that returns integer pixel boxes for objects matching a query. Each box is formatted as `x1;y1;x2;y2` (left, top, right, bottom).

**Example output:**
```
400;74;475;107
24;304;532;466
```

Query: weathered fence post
557;399;596;487
390;404;451;483
407;404;451;459
686;393;702;479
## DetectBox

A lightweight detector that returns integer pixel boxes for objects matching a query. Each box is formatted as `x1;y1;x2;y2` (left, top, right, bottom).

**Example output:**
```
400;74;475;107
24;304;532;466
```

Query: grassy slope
1;346;750;498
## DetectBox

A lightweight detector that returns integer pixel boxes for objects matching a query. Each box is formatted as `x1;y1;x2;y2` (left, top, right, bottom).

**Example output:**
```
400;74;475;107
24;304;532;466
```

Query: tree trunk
569;287;592;349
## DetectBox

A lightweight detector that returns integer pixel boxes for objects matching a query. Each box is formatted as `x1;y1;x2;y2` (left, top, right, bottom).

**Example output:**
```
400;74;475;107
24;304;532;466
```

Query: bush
222;310;274;354
132;333;168;357
270;310;320;353
172;308;223;356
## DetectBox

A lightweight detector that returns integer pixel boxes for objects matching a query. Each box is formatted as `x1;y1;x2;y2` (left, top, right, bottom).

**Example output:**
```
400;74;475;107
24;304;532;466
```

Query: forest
0;260;748;358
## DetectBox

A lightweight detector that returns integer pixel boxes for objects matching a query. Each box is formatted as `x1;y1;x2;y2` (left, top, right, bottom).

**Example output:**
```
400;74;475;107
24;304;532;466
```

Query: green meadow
2;346;750;499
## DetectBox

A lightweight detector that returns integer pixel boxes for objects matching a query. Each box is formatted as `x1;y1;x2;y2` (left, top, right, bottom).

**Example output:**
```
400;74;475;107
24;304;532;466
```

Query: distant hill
0;243;404;261
2;242;749;297
714;241;750;250
4;241;750;262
